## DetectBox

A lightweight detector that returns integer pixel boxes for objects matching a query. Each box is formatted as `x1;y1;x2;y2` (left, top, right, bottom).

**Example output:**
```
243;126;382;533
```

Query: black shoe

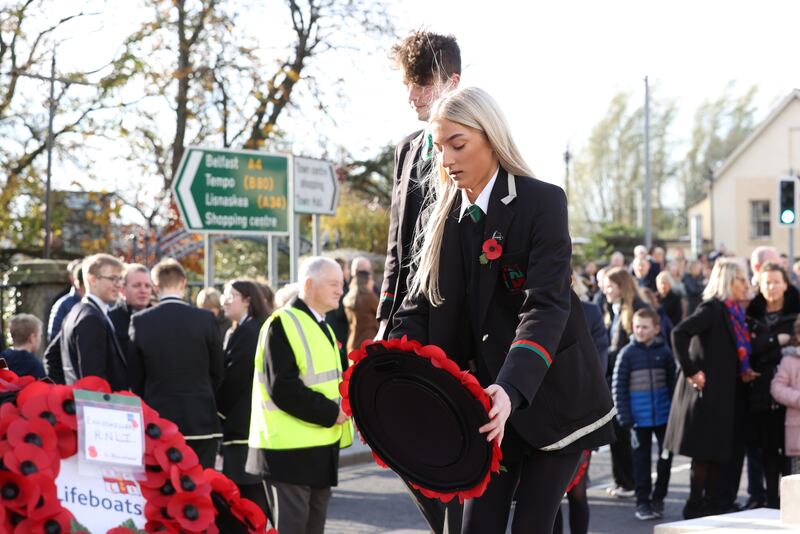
682;498;708;519
742;497;765;510
652;499;664;518
636;503;657;520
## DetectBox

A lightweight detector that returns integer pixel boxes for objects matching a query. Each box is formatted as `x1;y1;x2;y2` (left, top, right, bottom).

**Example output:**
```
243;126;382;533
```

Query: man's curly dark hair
391;30;461;86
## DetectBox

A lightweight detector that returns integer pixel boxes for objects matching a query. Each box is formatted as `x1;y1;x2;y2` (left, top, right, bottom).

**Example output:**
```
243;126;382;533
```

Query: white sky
42;0;800;208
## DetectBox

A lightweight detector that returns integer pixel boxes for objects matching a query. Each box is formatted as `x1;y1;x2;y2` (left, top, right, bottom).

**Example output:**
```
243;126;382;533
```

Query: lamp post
9;47;91;258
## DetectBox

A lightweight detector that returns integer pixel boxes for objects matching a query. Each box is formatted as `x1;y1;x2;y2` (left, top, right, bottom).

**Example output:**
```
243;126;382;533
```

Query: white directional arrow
177;150;204;228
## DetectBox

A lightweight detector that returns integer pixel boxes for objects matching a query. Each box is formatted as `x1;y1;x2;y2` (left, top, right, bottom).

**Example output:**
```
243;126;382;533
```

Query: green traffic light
782;209;796;224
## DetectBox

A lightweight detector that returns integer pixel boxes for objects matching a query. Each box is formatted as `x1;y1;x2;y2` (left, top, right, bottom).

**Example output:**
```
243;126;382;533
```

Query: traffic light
778;177;797;226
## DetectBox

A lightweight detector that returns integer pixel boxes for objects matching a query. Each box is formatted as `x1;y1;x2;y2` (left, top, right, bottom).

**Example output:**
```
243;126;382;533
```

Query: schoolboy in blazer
128;259;224;468
377;30;463;534
377;30;461;341
60;254;128;391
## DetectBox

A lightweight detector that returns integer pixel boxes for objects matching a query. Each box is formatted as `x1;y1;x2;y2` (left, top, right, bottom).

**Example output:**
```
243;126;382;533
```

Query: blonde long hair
703;258;745;301
603;267;640;334
407;87;534;306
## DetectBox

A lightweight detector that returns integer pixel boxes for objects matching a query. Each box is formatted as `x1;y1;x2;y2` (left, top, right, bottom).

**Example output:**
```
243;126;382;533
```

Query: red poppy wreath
0;369;276;534
339;337;502;504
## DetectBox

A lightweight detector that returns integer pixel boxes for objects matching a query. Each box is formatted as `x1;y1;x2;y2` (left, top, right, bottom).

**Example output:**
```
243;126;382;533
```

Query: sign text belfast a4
172;147;290;234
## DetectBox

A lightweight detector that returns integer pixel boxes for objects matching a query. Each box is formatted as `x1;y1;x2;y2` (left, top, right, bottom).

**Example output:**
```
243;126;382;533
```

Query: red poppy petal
166;492;215;531
16;381;51;408
73;376;111;393
7;418;57;452
230;496;268;531
203;467;240;503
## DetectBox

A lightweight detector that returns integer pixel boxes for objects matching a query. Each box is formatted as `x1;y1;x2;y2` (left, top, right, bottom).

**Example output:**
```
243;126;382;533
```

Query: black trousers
402;478;462;534
187;437;220;469
462;448;582;534
610;419;635;490
632;425;672;505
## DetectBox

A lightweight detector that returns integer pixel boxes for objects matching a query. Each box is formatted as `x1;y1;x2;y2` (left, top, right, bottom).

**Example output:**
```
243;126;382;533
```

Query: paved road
326;446;750;533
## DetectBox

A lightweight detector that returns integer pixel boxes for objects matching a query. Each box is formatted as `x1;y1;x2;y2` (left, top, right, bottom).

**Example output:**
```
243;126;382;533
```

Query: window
750;200;770;239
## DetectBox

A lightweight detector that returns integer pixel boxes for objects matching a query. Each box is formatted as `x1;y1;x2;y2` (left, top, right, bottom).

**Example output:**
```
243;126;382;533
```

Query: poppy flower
72;376;111;393
140;465;170;490
13;508;73;534
26;481;63;520
203;468;239;503
144;417;179;452
140;476;177;508
482;238;502;261
166;491;215;531
54;425;77;459
4;443;57;478
143;499;174;523
18;394;57;427
7;418;57;453
153;436;199;472
46;385;77;430
0;470;41;512
143;521;179;533
230;496;267;532
170;464;211;497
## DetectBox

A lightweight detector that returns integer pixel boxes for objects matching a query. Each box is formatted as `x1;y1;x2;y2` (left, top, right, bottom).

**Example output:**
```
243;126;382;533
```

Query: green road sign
172;146;290;234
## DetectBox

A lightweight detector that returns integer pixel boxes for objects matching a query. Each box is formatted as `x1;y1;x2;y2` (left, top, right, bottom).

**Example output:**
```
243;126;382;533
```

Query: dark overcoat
391;169;615;451
665;298;747;462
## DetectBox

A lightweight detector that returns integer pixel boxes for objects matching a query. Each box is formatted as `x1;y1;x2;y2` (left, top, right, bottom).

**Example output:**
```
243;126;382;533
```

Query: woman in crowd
603;266;650;498
746;261;797;508
343;270;379;353
391;86;614;533
656;271;684;328
683;260;706;315
217;279;271;515
665;259;758;518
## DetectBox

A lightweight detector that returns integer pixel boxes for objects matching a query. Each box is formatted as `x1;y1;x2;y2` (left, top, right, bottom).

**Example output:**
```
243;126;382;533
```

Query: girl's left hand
479;384;512;446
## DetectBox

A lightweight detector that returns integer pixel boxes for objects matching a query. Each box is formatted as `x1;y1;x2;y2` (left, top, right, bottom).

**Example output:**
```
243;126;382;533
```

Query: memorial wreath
0;368;277;534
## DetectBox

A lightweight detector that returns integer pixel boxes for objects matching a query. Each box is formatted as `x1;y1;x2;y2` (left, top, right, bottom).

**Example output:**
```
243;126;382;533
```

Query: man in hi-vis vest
247;256;353;534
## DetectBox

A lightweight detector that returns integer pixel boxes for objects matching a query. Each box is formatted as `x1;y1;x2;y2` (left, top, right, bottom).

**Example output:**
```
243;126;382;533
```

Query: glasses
97;275;124;286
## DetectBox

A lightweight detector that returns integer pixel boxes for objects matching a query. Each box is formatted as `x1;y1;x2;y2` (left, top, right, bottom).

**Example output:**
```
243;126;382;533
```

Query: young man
109;263;153;356
128;259;224;468
375;30;462;534
60;254;128;390
1;314;45;378
377;30;461;341
247;257;353;534
612;308;676;520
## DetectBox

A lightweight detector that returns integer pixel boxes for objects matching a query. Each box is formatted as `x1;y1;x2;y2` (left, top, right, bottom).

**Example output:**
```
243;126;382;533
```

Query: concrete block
781;474;800;524
654;508;784;533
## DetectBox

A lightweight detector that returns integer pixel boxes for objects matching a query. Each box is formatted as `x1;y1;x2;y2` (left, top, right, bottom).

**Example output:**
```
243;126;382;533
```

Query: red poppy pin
479;232;504;265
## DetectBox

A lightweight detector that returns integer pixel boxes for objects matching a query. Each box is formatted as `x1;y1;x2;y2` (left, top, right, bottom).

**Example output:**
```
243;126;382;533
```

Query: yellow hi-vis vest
248;306;353;451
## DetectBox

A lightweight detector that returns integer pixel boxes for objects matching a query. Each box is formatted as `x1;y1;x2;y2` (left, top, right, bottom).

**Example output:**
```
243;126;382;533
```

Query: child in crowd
0;314;45;378
771;316;800;474
613;308;676;520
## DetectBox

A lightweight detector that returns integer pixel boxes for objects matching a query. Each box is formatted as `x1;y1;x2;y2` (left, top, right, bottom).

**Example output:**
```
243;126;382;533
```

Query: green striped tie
423;133;434;161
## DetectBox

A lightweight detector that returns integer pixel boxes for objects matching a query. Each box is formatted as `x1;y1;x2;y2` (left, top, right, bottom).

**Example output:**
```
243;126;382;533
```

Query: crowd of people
0;251;383;533
6;26;800;534
568;243;800;526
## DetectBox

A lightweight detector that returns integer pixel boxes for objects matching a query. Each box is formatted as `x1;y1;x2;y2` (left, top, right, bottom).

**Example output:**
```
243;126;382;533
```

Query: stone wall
2;260;70;355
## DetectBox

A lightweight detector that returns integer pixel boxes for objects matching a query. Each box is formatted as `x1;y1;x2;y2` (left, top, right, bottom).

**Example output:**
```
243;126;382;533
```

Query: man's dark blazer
60;297;128;391
391;168;615;451
109;302;146;358
128;297;224;439
217;317;262;444
378;130;428;331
